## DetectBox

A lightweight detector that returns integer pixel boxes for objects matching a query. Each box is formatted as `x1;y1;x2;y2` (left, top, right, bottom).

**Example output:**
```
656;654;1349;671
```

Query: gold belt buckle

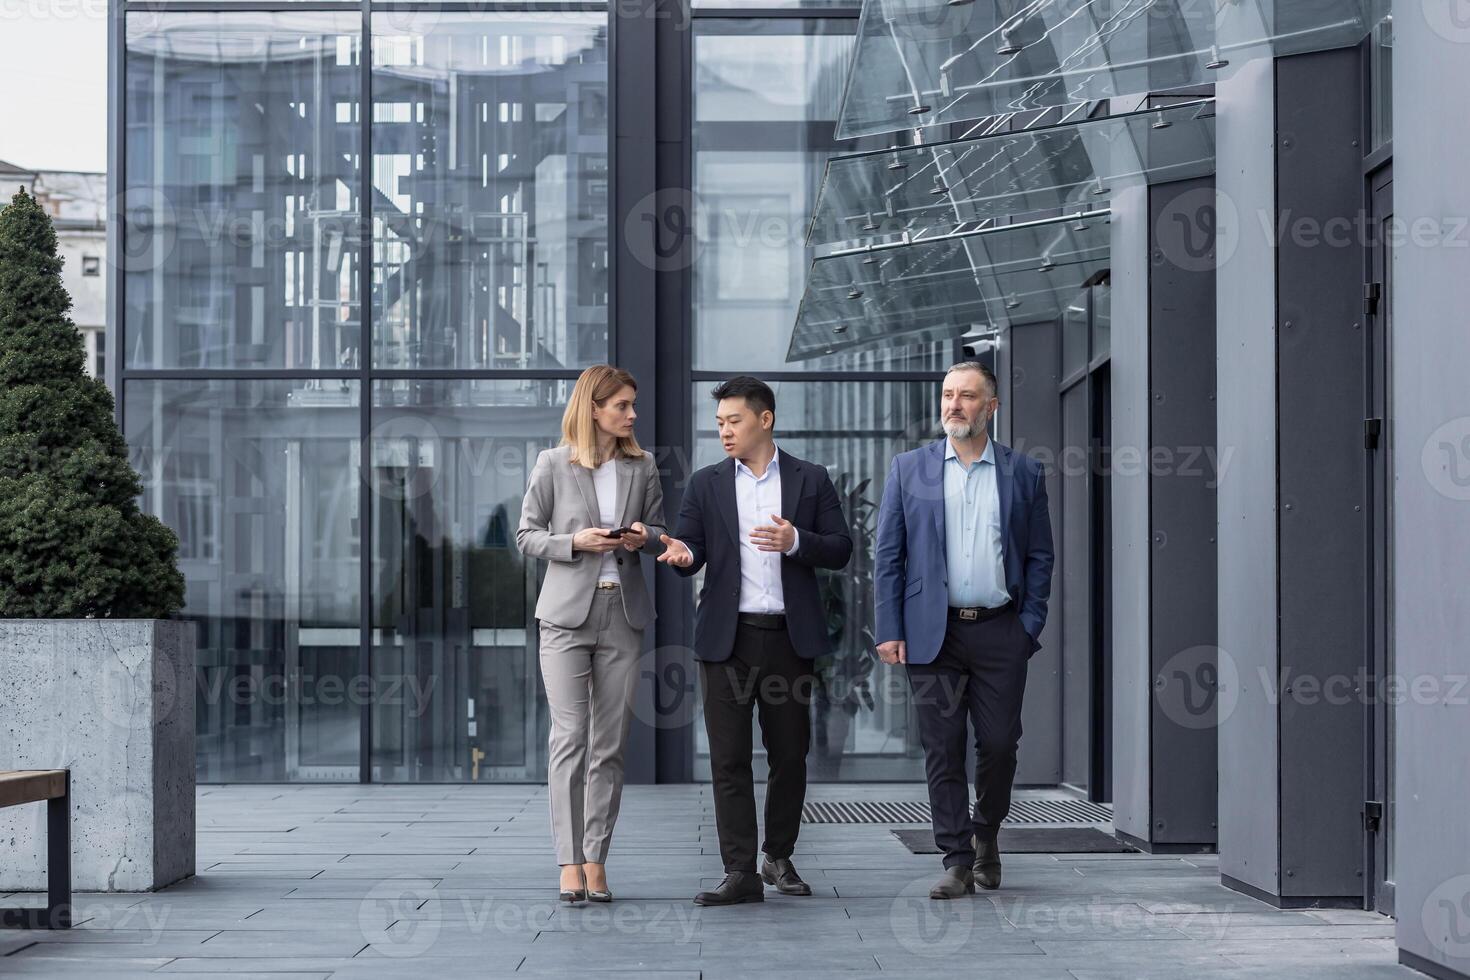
596;581;618;591
959;608;979;622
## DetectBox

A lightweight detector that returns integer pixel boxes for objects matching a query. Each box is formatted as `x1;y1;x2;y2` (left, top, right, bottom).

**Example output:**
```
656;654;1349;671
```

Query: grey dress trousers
515;446;667;865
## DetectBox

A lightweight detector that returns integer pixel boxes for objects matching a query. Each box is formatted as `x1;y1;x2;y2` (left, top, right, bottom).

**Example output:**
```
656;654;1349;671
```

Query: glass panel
809;100;1214;246
1370;13;1393;153
124;14;364;369
369;379;565;782
1062;294;1089;379
126;379;362;782
371;15;609;370
689;380;943;781
835;0;1382;139
692;19;951;372
1091;283;1111;361
791;211;1110;361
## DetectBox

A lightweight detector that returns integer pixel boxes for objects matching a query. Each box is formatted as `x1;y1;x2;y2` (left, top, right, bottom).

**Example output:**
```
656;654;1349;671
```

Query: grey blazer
516;446;668;630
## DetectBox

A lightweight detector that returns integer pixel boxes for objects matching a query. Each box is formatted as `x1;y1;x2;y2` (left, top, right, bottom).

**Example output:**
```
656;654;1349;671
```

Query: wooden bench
0;770;71;929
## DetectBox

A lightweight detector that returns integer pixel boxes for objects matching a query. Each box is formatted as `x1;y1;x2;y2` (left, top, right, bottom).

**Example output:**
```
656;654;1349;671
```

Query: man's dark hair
710;375;776;421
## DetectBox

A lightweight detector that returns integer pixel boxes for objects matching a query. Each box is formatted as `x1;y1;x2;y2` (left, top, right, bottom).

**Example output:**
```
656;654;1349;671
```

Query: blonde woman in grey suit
516;364;667;904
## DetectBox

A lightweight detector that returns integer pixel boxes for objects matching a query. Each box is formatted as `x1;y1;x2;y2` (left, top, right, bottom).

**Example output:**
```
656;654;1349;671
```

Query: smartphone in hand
604;526;635;539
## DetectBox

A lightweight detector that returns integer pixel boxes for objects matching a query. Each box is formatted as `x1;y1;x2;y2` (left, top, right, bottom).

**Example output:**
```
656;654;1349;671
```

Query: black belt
737;612;787;630
947;600;1013;623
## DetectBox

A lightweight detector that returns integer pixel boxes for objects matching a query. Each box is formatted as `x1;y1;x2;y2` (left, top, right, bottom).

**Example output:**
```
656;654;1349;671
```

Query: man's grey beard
940;415;987;440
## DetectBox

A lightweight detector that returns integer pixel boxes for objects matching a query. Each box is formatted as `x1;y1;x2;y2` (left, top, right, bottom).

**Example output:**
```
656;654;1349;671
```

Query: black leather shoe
973;836;1002;890
760;856;813;896
929;866;975;900
694;871;765;906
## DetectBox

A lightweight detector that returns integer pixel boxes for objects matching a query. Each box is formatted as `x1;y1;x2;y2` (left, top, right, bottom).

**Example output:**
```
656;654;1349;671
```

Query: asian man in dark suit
659;376;853;906
874;361;1054;899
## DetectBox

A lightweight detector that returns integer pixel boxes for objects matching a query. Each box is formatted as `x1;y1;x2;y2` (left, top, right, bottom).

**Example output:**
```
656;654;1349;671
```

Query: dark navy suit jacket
874;438;1055;664
671;451;853;663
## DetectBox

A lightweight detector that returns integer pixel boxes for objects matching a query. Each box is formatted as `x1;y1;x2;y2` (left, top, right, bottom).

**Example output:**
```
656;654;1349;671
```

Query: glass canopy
808;99;1213;246
789;210;1109;361
835;0;1386;139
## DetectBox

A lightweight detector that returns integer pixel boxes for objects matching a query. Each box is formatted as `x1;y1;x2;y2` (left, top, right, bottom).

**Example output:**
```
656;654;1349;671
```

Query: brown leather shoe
928;866;975;900
973;836;1002;890
760;856;813;896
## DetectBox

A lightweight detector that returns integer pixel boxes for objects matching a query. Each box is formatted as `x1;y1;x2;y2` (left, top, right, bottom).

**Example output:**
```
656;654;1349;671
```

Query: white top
734;445;800;614
593;458;620;582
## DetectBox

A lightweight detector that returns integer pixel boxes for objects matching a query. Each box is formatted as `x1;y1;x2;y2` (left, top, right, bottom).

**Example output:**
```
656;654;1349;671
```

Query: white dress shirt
734;445;800;614
592;458;620;583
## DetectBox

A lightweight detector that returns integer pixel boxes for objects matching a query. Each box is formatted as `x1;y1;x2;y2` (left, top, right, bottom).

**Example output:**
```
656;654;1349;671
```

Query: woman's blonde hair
561;365;646;468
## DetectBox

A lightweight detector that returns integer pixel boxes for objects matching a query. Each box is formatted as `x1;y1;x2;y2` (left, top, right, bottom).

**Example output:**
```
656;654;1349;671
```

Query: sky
0;10;109;173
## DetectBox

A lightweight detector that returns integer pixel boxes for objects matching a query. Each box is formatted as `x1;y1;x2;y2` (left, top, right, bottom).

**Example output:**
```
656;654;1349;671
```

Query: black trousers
699;622;815;873
905;608;1031;870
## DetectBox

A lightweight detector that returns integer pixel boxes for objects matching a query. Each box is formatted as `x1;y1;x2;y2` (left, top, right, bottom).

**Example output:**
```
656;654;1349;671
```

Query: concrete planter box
0;619;195;892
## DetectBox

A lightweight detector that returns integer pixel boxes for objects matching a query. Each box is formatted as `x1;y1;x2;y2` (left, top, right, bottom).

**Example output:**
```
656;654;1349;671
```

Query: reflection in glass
835;0;1384;139
126;380;362;782
124;15;364;369
792;211;1111;362
369;379;567;781
371;17;609;370
692;20;950;372
808;100;1215;247
690;380;942;781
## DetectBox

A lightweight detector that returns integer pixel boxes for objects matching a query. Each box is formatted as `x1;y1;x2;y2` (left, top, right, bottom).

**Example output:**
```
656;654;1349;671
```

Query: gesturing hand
751;514;796;554
876;640;907;665
657;534;693;567
573;527;620;554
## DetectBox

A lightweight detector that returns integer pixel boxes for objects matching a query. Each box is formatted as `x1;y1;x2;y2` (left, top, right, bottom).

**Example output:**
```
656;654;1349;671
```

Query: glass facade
119;3;951;785
124;15;365;371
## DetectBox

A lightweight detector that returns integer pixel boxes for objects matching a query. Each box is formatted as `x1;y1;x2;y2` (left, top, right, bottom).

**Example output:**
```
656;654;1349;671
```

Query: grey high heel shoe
584;863;612;902
559;866;587;904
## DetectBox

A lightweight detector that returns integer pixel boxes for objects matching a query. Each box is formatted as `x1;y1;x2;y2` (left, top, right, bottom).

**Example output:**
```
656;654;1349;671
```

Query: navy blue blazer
671;451;853;663
874;438;1055;664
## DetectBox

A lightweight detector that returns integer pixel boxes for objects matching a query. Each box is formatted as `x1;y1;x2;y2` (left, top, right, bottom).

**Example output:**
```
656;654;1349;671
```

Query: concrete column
1390;4;1470;976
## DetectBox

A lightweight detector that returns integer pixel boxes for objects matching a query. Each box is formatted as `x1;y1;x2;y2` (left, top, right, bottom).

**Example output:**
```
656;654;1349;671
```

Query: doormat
891;826;1137;854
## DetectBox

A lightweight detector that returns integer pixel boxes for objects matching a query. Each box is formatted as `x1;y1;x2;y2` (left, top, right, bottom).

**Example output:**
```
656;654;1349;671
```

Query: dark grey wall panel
1007;319;1062;785
1391;9;1470;975
1274;48;1366;900
1061;383;1091;789
1148;176;1219;847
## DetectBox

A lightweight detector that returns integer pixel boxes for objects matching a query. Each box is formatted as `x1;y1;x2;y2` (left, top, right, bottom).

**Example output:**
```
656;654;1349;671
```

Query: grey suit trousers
539;586;642;865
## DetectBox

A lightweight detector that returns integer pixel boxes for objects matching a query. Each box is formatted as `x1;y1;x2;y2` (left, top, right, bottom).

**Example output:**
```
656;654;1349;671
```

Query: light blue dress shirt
944;438;1010;609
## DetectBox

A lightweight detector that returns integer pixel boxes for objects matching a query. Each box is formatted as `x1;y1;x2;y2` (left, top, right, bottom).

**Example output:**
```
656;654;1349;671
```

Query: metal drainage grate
802;799;1112;825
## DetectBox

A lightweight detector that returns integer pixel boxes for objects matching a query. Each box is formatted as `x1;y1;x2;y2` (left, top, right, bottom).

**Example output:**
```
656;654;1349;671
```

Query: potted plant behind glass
0;188;195;891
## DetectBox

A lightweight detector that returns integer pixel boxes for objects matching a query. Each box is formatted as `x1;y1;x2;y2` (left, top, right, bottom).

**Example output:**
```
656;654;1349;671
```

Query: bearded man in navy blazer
659;376;853;907
875;360;1054;900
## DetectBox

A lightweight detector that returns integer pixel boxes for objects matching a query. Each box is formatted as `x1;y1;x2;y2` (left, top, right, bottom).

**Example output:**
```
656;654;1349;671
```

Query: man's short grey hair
946;360;998;399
